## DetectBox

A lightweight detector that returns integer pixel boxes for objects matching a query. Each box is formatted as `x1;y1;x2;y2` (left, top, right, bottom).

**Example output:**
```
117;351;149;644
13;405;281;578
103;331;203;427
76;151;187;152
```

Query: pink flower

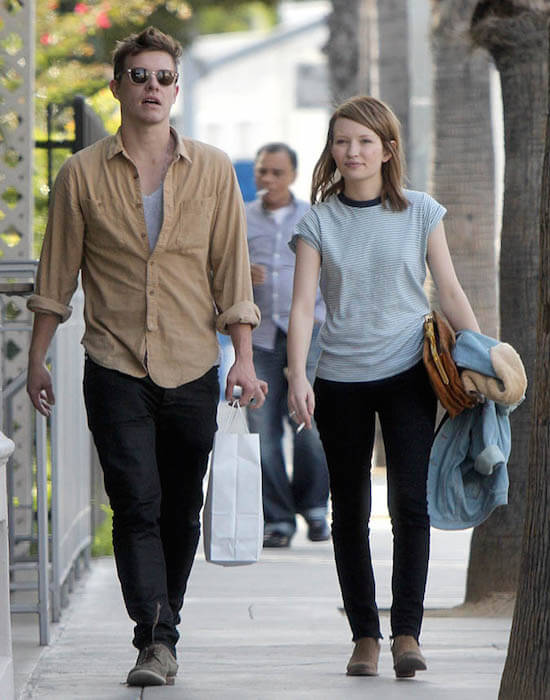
40;33;52;45
96;11;111;28
74;3;89;14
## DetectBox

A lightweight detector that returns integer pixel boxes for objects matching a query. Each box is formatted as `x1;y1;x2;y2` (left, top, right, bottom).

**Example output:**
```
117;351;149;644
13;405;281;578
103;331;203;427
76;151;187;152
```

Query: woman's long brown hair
311;95;408;211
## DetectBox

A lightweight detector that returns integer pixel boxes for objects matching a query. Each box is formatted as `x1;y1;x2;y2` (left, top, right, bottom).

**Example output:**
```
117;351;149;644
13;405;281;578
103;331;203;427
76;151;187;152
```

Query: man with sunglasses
26;26;266;688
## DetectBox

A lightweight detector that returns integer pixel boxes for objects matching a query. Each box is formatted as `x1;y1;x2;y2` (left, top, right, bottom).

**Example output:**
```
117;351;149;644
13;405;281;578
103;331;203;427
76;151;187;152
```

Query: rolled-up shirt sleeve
209;156;261;334
27;160;84;322
216;300;261;333
27;294;72;322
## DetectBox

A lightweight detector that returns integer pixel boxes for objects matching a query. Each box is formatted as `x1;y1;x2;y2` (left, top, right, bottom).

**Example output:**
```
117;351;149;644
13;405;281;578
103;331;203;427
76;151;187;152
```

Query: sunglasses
122;67;179;86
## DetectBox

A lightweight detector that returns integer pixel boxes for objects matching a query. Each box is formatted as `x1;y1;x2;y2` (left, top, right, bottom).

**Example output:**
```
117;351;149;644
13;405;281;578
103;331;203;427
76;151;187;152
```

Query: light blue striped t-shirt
290;189;446;382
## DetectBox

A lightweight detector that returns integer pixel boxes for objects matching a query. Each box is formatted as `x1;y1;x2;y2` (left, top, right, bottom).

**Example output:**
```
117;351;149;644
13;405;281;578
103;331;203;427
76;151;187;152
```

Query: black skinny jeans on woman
83;359;219;654
314;361;436;642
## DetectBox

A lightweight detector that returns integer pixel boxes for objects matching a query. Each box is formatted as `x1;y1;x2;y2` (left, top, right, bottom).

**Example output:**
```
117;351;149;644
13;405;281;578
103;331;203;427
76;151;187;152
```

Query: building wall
174;2;331;201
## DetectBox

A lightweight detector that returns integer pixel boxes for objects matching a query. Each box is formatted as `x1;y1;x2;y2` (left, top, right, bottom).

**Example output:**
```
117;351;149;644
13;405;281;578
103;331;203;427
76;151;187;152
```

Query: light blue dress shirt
246;194;325;351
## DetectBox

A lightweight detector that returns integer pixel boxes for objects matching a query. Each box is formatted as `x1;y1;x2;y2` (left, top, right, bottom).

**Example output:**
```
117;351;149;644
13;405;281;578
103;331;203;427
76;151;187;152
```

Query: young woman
287;95;480;679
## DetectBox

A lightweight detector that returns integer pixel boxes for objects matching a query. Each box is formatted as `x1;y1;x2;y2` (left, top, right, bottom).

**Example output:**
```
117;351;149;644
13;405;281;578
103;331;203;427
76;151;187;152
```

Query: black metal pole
46;103;53;204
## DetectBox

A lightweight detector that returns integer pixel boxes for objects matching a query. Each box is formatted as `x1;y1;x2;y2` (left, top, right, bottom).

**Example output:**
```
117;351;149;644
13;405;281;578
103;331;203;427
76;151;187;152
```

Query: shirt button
273;313;279;321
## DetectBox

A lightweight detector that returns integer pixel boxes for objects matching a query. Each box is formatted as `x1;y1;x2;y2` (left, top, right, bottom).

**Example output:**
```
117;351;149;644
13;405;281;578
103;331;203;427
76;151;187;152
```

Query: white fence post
0;432;16;699
50;284;92;622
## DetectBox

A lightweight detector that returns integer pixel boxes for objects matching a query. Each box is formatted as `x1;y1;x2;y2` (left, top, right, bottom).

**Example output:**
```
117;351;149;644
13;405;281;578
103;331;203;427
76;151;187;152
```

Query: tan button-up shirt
28;129;260;388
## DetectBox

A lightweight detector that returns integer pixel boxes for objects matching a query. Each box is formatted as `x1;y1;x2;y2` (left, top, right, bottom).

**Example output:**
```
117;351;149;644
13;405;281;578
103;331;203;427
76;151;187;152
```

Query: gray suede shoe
127;643;178;686
346;637;380;676
391;635;427;678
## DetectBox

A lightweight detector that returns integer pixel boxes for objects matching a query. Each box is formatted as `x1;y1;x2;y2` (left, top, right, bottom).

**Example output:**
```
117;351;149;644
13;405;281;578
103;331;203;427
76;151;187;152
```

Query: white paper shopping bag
203;401;263;566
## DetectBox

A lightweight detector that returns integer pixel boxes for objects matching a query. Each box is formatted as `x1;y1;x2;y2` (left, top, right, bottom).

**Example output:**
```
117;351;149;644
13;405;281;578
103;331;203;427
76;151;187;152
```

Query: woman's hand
288;373;315;431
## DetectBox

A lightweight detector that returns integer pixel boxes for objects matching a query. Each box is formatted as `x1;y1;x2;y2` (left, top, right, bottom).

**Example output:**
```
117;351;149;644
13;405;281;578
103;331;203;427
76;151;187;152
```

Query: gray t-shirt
143;184;164;252
290;189;446;382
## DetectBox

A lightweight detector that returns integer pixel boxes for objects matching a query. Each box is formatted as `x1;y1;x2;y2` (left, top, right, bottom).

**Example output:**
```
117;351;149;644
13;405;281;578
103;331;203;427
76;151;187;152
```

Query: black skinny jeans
83;359;218;654
314;361;436;642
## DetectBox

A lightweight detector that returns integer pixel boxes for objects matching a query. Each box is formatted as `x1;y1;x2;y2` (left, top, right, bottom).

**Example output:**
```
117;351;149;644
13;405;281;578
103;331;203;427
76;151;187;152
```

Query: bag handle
424;313;450;386
218;400;250;434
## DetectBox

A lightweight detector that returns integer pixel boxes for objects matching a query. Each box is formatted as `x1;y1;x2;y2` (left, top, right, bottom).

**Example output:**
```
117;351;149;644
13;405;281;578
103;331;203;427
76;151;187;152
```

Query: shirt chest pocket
174;196;216;250
248;234;274;264
81;197;129;250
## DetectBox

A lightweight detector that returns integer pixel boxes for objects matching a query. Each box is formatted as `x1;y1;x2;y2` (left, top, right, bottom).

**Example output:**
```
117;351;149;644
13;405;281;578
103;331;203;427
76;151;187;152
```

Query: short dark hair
255;142;298;170
112;26;183;80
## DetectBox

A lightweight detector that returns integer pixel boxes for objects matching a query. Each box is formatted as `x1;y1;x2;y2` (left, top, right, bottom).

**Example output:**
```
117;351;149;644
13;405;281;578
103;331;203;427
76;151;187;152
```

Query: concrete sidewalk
12;485;511;699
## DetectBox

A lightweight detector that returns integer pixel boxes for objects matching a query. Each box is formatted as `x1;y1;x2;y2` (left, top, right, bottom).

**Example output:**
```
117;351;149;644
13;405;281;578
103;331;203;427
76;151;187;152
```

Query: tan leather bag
423;311;478;418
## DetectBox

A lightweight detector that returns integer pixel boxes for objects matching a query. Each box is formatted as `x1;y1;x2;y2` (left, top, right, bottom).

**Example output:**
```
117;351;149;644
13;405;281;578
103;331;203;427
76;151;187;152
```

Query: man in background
246;142;329;548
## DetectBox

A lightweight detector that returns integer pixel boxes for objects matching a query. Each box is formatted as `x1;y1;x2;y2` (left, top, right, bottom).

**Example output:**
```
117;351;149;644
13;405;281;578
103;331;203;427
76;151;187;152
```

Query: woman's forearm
287;304;315;380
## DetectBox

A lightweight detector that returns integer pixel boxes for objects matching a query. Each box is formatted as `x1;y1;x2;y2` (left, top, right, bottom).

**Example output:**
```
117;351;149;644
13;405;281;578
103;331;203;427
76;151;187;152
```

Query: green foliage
35;0;190;112
35;1;279;108
91;504;114;557
197;2;277;34
33;102;74;257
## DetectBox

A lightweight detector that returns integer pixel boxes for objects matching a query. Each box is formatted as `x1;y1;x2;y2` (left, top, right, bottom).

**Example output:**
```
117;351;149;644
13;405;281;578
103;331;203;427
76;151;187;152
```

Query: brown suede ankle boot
346;637;380;676
391;635;427;678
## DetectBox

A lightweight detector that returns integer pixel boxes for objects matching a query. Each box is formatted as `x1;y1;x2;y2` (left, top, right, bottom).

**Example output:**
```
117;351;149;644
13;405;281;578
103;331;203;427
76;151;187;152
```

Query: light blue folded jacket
427;330;520;530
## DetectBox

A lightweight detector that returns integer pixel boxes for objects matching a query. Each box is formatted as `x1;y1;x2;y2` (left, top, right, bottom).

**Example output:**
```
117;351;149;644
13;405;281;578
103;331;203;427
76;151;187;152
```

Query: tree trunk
377;0;410;163
431;0;498;341
325;0;410;148
465;2;548;603
498;26;550;698
325;0;360;102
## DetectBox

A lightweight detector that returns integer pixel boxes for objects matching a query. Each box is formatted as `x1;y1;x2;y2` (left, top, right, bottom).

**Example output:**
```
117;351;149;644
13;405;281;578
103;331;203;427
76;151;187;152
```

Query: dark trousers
314;361;436;642
83;359;218;653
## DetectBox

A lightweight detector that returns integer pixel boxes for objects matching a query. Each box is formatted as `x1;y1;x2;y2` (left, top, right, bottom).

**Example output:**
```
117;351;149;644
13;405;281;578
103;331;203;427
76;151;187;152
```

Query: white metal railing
1;269;92;646
0;432;16;699
49;286;92;621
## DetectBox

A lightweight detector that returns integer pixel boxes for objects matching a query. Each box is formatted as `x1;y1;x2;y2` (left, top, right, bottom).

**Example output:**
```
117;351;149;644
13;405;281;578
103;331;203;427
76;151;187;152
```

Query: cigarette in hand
289;410;305;432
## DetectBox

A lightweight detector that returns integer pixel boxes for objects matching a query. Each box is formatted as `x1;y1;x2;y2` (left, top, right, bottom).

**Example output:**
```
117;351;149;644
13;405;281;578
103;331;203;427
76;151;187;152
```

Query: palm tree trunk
325;0;360;102
498;24;550;697
466;1;549;603
377;0;410;161
431;0;498;341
